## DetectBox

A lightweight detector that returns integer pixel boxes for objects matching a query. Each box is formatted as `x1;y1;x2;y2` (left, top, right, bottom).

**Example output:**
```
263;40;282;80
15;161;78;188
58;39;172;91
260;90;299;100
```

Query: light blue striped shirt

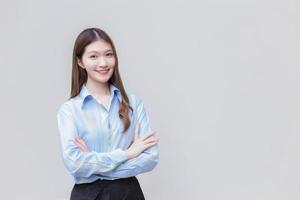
56;83;159;184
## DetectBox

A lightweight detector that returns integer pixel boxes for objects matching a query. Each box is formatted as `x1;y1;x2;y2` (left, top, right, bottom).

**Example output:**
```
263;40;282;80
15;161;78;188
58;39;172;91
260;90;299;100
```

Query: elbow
62;153;92;178
146;149;160;172
152;151;160;170
62;150;118;178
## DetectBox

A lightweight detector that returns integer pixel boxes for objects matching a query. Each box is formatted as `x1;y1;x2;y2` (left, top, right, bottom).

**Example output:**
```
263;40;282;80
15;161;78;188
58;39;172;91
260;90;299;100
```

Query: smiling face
77;39;116;84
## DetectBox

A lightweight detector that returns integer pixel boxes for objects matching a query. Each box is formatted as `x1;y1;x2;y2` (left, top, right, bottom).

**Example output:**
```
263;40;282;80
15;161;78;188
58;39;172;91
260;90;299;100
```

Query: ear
77;57;85;69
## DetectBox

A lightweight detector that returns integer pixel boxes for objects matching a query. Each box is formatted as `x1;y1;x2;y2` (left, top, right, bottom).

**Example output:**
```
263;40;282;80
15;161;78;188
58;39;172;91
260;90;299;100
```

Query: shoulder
57;97;80;117
127;93;149;116
128;93;144;108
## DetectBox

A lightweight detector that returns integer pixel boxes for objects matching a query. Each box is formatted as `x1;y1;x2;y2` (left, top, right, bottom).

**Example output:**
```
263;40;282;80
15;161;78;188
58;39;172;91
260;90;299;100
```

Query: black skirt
70;176;145;200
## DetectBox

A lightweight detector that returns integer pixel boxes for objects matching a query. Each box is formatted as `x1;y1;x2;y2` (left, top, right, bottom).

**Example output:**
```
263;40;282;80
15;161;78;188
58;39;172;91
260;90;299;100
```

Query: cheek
81;56;96;67
85;60;97;67
109;58;116;66
109;68;115;75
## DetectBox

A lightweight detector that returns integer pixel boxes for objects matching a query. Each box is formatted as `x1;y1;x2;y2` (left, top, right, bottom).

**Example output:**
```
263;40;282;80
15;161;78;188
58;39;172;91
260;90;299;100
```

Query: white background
1;0;300;199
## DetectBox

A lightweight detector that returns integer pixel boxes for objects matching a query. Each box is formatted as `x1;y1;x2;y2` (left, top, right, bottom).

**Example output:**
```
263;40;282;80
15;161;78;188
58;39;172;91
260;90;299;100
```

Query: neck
85;78;110;98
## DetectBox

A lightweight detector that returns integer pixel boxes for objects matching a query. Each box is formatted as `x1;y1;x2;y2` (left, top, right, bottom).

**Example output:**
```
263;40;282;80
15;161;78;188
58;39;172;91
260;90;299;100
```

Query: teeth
97;69;109;74
98;69;108;72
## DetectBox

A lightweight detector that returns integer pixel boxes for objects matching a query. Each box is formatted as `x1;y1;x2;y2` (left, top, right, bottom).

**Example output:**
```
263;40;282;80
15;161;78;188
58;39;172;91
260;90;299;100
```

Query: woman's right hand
125;123;159;159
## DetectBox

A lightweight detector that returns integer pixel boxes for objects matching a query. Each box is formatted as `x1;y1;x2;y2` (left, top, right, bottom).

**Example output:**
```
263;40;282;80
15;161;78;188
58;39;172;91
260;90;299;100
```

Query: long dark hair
70;28;132;133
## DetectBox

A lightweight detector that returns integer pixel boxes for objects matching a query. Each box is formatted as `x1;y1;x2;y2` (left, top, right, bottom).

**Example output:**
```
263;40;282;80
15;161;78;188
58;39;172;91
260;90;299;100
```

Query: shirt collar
79;83;122;109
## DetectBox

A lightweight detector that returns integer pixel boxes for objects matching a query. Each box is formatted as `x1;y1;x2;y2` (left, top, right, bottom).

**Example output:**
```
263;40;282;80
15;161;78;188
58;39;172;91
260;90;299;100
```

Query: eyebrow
87;49;113;54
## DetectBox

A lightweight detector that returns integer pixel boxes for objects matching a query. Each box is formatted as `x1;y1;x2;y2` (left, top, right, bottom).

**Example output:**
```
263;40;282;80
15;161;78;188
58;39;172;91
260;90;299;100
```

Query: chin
89;72;113;84
95;76;112;84
95;78;110;84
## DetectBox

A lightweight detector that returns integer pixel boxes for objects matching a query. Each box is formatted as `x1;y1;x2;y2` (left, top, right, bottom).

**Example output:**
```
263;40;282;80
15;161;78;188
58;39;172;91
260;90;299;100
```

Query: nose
97;56;108;68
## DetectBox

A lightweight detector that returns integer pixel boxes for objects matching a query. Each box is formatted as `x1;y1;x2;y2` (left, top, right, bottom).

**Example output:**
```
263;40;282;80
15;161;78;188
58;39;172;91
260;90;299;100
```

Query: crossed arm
57;98;159;179
75;123;159;179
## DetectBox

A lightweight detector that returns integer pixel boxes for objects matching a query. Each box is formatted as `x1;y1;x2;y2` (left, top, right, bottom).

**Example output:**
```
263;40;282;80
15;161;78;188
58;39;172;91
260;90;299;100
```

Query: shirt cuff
112;149;129;164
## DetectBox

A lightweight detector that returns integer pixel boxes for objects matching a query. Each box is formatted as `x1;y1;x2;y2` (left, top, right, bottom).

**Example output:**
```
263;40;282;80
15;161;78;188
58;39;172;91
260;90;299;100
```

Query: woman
57;28;160;200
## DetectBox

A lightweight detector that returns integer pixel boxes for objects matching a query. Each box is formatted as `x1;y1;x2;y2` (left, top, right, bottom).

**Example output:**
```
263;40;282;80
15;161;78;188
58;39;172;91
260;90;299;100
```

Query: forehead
85;39;113;53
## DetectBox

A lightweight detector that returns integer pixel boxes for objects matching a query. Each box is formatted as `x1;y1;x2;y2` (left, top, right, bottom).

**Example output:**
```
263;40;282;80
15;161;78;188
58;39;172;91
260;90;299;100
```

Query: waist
74;176;138;185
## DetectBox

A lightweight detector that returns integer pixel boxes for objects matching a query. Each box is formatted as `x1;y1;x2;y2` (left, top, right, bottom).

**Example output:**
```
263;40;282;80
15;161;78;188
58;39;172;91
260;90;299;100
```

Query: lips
96;69;109;75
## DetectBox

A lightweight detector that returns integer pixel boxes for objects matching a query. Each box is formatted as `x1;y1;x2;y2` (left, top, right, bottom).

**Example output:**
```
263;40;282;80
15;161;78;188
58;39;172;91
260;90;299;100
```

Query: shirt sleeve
101;96;160;178
57;103;129;179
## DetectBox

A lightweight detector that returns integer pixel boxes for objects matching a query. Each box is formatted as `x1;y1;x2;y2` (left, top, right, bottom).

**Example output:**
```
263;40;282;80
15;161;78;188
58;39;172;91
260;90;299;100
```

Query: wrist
125;150;133;159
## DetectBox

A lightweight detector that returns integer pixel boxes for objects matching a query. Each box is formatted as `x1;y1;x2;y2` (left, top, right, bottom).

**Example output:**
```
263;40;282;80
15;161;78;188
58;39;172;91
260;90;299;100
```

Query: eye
90;55;97;59
106;53;114;57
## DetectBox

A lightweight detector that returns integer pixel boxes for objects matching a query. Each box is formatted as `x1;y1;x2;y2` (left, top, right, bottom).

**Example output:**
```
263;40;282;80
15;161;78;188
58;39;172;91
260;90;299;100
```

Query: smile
96;69;110;75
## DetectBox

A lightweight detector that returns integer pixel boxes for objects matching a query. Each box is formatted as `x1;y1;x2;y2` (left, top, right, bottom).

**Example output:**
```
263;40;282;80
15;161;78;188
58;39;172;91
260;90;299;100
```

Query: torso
95;94;111;110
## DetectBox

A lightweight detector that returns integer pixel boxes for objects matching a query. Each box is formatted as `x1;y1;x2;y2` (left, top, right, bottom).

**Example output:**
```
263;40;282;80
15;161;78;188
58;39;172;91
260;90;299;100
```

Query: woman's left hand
74;137;90;152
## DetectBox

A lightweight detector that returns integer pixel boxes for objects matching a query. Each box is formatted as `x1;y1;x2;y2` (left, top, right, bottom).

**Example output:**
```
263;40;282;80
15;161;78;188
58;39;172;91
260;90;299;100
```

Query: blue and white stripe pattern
57;83;159;184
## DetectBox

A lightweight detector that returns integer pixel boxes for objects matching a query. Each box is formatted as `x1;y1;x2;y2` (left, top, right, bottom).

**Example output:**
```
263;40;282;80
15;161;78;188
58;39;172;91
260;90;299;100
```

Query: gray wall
1;0;300;199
